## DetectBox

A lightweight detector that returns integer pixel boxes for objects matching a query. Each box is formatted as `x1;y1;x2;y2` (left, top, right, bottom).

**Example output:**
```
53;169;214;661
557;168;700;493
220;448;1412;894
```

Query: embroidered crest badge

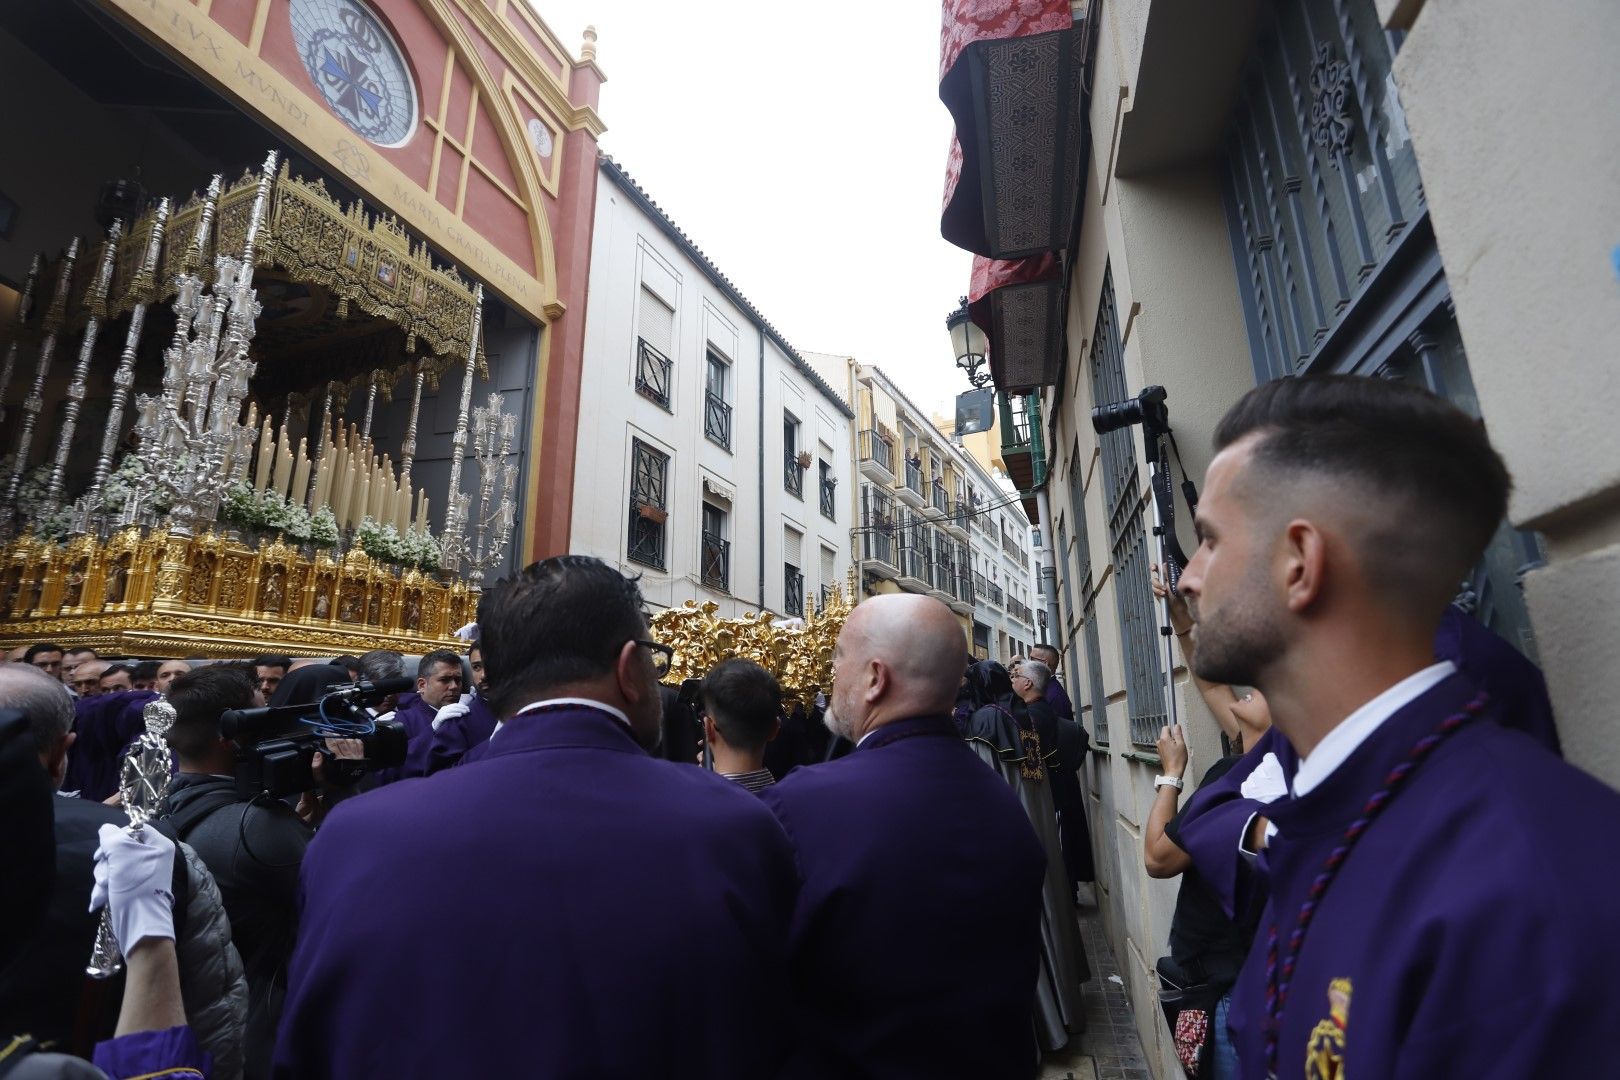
1305;978;1351;1080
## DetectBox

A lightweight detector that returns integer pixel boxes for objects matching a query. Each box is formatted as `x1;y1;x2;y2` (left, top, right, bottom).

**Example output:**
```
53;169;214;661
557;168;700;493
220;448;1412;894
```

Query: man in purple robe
1174;375;1620;1076
761;594;1047;1077
1030;643;1074;721
274;556;797;1078
390;649;461;779
62;686;157;800
420;641;499;775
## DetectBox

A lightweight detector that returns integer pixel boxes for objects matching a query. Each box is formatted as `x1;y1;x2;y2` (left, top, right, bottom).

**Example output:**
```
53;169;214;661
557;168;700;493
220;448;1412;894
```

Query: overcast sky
530;0;972;418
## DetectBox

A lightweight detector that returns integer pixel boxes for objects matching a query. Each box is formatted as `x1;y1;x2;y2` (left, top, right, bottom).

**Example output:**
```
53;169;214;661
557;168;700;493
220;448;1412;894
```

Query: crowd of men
3;375;1620;1079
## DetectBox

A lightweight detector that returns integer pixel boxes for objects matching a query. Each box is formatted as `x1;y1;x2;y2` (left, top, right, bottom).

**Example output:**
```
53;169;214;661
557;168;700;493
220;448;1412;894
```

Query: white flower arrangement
16;466;74;542
308;506;340;549
402;524;442;574
101;455;170;514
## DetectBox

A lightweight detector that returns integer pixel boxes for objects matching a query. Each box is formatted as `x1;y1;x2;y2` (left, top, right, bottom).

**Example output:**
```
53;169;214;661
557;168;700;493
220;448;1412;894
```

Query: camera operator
158;663;355;1080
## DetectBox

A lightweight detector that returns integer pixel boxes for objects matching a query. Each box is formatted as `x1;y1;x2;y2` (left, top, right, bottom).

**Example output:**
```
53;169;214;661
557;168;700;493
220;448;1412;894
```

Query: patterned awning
939;0;1085;260
968;253;1063;392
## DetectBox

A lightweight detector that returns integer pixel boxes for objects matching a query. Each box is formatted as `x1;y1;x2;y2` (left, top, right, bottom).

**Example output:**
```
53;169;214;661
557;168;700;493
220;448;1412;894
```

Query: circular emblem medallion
527;118;554;160
290;0;419;148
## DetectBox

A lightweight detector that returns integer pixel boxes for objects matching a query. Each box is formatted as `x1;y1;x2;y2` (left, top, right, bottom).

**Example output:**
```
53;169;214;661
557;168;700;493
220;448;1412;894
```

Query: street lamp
946;296;991;389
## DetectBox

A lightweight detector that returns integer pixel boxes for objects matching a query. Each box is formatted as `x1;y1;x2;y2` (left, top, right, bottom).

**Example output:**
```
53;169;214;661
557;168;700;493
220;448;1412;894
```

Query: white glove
1239;752;1288;804
90;823;176;953
432;699;471;732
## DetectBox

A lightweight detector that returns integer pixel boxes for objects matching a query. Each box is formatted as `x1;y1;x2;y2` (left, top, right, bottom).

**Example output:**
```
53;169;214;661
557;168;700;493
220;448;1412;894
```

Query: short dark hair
100;663;133;679
252;654;293;671
1030;643;1060;663
418;650;461;679
22;644;64;664
166;665;257;760
1215;375;1510;613
480;556;648;717
358;650;404;684
701;659;782;754
64;647;98;659
133;660;161;681
334;655;361;672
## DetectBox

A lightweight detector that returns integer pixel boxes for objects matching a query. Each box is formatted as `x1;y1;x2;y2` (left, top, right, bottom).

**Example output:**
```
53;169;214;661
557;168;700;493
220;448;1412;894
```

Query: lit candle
355;466;372;527
271;422;292;497
291;439;311;505
254;416;273;491
336;456;355;528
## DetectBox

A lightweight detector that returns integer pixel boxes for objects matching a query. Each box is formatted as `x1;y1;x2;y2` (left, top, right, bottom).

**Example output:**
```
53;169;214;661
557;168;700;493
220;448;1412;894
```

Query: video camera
1091;384;1169;438
219;677;411;797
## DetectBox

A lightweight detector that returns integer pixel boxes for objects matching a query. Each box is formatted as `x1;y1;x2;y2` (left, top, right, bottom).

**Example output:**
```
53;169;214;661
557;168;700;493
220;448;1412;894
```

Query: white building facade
571;161;854;618
804;357;1040;658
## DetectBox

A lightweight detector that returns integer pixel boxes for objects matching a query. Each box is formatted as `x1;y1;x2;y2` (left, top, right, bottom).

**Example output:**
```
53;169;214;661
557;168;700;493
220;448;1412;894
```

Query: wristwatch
1154;774;1185;792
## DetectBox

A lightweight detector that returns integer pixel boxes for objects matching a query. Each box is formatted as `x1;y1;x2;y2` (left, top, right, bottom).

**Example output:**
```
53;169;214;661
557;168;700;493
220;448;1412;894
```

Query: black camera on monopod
219;677;411;797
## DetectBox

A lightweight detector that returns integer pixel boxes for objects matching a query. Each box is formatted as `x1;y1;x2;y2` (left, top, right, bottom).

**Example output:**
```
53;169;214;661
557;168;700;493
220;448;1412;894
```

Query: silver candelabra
134;152;277;535
457;392;517;587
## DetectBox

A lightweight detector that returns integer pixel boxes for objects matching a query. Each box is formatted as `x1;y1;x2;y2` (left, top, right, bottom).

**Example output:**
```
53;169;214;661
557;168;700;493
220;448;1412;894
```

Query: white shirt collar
489;697;632;742
1292;661;1456;797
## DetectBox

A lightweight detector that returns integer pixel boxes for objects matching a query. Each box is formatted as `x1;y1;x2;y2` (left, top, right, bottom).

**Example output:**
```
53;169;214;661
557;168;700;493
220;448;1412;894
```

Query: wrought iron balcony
627;498;666;571
635;338;673;410
904;458;923;495
998;392;1047;523
900;547;932;588
819;475;838;521
704;390;732;450
785;452;805;498
930;479;949;515
701;530;730;592
858;429;895;478
784;565;804;618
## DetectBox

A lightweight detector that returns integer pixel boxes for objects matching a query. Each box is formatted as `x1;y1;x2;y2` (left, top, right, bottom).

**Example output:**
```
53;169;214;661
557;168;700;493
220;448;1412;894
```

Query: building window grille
784;564;805;618
904;456;923;496
1091;266;1166;747
859;428;894;474
627;439;669;570
861;484;897;570
704;351;732;449
784;414;804;497
701;503;729;593
634;338;673;410
818;461;837;521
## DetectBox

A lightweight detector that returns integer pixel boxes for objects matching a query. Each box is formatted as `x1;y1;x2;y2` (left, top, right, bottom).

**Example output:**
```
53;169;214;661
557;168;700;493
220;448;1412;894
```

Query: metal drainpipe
757;328;766;613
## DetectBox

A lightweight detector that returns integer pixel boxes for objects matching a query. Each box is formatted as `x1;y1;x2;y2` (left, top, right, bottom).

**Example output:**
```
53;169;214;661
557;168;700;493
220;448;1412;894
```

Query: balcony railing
859;429;894;475
819;475;837;521
704;390;732;449
904;458;923;495
701;531;730;592
900;547;931;587
930;479;949;515
635;338;673;410
627;498;666;571
951;501;970;532
785;452;805;498
784;565;804;618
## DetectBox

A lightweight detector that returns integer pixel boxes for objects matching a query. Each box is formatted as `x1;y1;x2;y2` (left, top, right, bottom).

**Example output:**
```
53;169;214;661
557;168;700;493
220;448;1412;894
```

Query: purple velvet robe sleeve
1043;679;1075;722
1173;734;1279;918
423;694;499;776
91;1024;209;1079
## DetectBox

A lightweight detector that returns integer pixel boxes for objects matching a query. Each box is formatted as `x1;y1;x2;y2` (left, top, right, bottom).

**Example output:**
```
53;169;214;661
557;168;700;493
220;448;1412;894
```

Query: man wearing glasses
275;556;798;1078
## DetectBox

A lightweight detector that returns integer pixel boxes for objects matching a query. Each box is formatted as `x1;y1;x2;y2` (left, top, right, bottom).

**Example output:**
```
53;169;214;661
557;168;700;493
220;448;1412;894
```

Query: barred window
1090;265;1165;747
627;439;669;571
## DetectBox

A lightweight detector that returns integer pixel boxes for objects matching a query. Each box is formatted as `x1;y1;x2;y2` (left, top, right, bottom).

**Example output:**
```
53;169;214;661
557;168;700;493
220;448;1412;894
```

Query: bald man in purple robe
1175;376;1620;1077
762;594;1047;1077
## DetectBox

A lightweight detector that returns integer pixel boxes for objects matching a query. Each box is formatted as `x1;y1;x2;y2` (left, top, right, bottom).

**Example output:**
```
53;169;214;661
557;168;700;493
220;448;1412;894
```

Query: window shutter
639;286;674;354
784;526;803;567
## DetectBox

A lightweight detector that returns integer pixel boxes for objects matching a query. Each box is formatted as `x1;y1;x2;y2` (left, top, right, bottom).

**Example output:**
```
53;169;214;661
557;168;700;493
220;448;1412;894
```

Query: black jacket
162;774;310;1080
0;796;187;1053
